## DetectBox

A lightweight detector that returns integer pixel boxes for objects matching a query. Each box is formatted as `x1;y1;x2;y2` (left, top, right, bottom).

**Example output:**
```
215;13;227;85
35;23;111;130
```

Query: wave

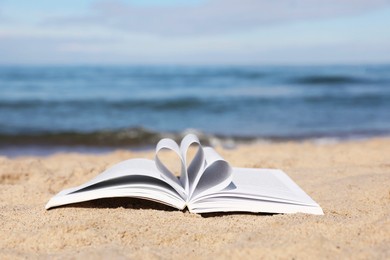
1;91;389;112
291;75;370;85
0;128;162;147
1;127;389;149
303;93;390;105
0;67;268;81
2;66;389;85
0;97;205;110
0;128;256;148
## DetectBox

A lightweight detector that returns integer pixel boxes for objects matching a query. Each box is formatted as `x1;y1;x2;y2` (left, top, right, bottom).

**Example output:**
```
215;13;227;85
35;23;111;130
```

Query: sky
0;0;390;65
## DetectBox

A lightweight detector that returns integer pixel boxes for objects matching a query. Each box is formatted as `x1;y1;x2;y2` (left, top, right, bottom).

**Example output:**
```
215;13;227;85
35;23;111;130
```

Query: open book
46;134;323;215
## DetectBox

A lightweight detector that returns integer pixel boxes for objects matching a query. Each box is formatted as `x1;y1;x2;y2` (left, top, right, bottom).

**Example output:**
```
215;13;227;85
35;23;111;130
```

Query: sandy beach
1;138;389;259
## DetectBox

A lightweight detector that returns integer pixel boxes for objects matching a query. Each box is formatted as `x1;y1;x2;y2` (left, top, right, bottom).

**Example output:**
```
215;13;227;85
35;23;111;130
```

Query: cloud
45;0;390;35
2;24;389;65
0;33;125;64
2;0;390;64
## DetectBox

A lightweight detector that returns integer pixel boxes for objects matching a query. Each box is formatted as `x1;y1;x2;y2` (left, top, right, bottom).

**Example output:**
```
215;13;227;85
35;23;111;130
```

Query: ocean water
0;65;389;155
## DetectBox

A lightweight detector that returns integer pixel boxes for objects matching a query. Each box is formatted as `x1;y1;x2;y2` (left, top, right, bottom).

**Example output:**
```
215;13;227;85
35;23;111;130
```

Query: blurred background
0;0;390;156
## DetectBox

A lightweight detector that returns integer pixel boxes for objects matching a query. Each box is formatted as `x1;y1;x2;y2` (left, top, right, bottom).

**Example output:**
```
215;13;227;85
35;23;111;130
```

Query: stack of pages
46;134;323;215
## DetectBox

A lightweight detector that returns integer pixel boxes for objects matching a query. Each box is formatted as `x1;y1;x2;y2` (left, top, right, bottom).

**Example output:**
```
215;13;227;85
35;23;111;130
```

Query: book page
179;134;205;198
46;185;186;210
45;158;186;209
227;168;319;205
189;147;232;200
188;198;323;215
200;168;319;205
155;138;187;197
189;168;323;214
59;159;164;194
155;135;233;202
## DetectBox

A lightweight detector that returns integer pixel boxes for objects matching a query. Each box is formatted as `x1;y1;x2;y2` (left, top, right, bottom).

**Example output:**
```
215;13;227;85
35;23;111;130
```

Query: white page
189;147;233;200
46;186;186;210
194;168;320;205
189;168;323;215
179;134;205;199
154;135;233;201
45;158;186;209
188;199;323;215
155;138;187;198
50;159;163;195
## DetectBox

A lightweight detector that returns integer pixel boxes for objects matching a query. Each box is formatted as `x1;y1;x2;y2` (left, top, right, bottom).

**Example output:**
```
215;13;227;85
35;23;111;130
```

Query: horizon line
0;62;389;67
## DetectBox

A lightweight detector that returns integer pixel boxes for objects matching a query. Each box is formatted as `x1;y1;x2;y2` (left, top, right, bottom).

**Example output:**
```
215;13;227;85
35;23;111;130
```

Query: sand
0;138;389;259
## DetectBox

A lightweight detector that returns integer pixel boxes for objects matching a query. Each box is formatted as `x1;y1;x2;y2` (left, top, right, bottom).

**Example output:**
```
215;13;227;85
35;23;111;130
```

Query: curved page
155;138;186;198
179;134;205;199
45;158;185;209
189;147;232;201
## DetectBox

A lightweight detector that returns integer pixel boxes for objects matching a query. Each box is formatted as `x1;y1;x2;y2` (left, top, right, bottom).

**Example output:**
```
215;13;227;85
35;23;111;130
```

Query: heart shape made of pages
155;134;232;201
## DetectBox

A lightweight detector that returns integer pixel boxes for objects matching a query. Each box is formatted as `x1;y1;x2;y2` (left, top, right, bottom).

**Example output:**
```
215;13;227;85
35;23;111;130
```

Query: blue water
0;64;389;153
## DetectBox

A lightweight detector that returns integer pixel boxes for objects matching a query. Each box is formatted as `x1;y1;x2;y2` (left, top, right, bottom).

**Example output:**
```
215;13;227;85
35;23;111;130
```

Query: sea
1;64;389;156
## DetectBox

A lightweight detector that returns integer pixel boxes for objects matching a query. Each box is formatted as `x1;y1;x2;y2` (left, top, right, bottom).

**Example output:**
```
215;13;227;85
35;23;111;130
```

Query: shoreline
1;134;390;158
